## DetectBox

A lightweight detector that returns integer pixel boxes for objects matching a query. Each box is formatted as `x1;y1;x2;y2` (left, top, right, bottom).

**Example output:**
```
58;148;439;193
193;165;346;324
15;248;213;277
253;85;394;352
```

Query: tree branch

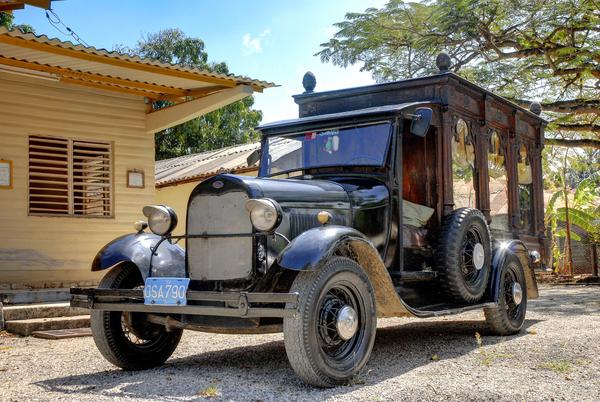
514;99;600;114
545;138;600;149
555;123;600;133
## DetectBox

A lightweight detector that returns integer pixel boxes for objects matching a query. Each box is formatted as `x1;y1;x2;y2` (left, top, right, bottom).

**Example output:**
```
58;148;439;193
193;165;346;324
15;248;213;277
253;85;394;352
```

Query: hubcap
336;305;358;340
473;243;485;270
511;282;523;305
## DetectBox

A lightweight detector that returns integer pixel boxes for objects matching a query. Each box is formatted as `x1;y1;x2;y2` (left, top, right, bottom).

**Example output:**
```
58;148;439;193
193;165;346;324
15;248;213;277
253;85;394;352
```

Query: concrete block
0;289;71;305
2;302;88;321
5;315;90;336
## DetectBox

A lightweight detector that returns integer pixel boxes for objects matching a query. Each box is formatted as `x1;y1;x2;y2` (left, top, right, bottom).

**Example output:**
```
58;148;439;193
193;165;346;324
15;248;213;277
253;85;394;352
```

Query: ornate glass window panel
488;131;510;232
452;118;477;209
518;143;534;233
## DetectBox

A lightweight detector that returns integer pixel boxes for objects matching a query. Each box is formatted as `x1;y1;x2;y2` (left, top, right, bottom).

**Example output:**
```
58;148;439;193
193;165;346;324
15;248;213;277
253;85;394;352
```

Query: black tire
283;257;377;387
436;208;492;303
90;264;183;370
484;255;528;335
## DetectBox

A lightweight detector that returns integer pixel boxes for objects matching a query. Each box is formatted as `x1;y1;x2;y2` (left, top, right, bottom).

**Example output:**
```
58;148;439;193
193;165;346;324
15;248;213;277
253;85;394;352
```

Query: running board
403;301;497;318
389;270;438;283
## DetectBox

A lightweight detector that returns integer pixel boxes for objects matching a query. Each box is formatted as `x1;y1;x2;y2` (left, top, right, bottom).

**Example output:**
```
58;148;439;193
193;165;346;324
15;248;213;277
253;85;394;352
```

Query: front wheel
283;257;377;387
90;263;183;370
484;255;528;335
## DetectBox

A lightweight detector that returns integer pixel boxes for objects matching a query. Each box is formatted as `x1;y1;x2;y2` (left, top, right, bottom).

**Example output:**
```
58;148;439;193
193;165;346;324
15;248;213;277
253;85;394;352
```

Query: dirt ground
1;284;599;402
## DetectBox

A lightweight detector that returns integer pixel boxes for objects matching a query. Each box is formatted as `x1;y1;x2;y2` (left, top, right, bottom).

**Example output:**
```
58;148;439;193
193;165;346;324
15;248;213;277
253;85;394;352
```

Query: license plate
144;277;190;306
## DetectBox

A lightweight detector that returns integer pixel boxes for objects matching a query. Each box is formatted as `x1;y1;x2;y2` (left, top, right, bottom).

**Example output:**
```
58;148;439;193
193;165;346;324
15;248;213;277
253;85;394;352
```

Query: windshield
259;122;392;177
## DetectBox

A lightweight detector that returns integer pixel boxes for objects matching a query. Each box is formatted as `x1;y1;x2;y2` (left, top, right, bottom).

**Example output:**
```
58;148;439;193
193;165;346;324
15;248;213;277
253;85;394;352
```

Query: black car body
72;57;546;386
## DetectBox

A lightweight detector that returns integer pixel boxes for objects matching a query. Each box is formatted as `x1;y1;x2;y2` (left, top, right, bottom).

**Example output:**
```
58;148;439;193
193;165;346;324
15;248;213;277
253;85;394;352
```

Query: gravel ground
1;284;599;402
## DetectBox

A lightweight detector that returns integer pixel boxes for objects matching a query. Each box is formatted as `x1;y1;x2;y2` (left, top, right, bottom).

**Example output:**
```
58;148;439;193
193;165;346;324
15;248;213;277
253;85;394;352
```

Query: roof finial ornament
302;71;316;93
529;101;542;115
436;52;451;73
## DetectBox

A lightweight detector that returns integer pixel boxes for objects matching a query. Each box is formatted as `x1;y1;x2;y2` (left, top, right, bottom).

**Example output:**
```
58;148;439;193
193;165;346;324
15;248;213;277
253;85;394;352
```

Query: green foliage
546;173;600;271
0;11;34;33
119;29;262;160
318;0;600;147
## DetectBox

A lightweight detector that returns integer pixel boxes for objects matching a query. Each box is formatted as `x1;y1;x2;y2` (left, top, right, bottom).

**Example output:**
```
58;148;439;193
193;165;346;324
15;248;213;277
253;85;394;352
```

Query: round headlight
142;205;177;236
245;199;282;232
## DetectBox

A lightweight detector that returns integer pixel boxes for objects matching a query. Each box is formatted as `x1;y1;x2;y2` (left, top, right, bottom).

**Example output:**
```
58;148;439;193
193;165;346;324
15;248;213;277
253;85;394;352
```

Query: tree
317;0;600;149
546;173;600;275
0;11;34;33
118;29;262;160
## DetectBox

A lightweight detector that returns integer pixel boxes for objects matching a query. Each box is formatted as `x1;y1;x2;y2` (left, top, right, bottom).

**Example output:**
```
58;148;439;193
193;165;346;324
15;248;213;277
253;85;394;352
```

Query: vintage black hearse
72;54;547;387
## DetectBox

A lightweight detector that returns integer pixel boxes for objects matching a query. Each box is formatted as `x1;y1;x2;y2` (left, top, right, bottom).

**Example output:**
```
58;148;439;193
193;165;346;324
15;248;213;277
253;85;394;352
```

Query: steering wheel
347;155;381;164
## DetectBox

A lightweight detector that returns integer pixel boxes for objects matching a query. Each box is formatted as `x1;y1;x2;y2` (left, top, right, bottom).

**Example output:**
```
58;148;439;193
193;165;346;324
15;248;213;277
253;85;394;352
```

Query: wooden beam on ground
146;85;253;134
0;56;187;96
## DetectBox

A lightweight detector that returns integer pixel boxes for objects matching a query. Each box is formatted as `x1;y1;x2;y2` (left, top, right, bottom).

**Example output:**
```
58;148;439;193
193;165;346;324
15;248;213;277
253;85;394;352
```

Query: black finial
436;52;451;72
529;101;542;115
302;71;316;93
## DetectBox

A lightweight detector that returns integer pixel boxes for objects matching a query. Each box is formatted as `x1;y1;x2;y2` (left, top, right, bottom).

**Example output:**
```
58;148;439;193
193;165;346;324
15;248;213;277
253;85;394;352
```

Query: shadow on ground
34;318;538;400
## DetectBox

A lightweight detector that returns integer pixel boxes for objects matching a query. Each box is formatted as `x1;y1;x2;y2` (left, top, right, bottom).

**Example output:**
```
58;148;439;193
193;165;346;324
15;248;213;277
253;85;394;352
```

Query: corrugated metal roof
155;142;261;187
154;139;300;187
0;27;275;96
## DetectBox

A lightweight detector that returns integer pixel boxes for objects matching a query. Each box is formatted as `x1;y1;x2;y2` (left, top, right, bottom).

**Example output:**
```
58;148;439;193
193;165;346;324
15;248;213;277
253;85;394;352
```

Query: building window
488;130;509;232
452;118;477;209
518;143;534;233
28;136;112;217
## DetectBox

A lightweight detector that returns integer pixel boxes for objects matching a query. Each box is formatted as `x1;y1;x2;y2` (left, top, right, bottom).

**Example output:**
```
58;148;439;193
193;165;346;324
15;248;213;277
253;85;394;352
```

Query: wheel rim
461;226;486;289
118;285;164;348
503;265;525;323
317;282;365;361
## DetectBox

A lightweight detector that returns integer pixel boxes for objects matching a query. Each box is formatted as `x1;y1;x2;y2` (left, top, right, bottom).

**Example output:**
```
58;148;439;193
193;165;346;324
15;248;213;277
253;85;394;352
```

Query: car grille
187;191;252;281
289;212;346;239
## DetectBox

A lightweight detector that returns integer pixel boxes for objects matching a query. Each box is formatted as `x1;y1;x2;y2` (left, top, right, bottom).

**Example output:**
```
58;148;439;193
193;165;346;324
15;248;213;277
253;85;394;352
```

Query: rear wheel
283;257;377;387
484;255;528;335
90;264;182;370
436;208;492;303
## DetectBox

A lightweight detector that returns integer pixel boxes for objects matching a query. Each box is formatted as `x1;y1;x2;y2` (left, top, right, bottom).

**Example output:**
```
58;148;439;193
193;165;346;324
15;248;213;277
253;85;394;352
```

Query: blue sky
14;0;387;123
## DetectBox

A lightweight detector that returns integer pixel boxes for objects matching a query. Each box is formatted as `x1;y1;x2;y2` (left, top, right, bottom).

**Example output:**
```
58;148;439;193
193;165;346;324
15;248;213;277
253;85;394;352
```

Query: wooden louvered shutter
28;136;70;215
28;136;113;217
72;140;112;216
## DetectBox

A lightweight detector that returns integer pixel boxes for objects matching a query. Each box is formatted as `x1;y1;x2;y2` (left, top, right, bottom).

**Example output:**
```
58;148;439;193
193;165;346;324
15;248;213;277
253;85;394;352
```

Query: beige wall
0;73;154;288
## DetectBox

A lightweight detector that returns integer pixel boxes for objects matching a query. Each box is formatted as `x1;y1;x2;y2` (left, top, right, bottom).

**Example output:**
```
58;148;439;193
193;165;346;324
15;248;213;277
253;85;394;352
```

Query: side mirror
246;149;261;166
410;107;433;138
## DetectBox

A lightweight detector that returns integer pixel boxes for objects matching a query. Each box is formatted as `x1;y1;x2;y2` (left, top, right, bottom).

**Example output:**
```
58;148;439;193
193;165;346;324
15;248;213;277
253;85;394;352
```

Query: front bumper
70;288;299;318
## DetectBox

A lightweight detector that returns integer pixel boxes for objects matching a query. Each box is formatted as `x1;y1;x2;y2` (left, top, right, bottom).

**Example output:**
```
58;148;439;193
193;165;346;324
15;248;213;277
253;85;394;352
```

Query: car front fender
91;233;185;280
277;225;412;318
488;240;539;302
277;225;375;271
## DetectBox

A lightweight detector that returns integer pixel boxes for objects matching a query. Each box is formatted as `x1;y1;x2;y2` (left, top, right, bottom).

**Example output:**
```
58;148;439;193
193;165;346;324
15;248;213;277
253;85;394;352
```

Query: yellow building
0;28;272;289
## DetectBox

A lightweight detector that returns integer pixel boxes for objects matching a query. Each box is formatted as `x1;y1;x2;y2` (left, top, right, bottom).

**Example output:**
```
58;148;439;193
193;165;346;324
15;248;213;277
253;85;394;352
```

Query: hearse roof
293;71;547;125
258;101;433;134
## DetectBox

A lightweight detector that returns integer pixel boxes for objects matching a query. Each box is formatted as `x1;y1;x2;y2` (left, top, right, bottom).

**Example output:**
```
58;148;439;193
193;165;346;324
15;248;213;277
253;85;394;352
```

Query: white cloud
242;29;271;55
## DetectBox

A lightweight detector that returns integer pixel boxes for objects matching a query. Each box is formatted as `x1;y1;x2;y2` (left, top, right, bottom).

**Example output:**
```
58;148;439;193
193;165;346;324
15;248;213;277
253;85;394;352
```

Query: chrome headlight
142;205;178;236
245;198;282;232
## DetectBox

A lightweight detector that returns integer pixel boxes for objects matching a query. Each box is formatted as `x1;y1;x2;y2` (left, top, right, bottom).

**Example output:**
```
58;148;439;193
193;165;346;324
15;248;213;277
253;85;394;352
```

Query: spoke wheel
284;257;377;387
484;255;528;335
436;208;492;303
90;264;182;370
317;284;363;361
460;227;486;291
